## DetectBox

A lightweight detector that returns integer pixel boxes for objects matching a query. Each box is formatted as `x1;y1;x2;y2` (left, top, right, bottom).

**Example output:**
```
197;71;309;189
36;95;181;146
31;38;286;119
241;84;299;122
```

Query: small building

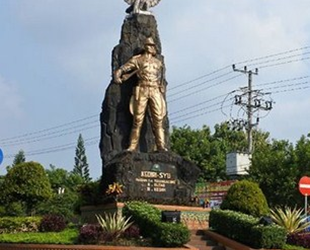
226;152;251;176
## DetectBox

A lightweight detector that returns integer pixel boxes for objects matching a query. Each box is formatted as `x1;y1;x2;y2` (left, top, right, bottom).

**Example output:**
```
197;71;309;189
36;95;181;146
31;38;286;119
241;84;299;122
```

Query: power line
167;46;310;99
170;104;232;125
168;74;242;103
1;120;98;146
170;79;310;126
234;45;310;65
170;79;310;125
168;54;310;105
261;81;310;91
168;71;233;98
255;75;310;87
4;137;99;158
2;124;99;147
245;51;310;68
170;92;235;116
272;85;310;94
170;99;233;122
259;56;310;69
168;65;231;91
0;114;98;142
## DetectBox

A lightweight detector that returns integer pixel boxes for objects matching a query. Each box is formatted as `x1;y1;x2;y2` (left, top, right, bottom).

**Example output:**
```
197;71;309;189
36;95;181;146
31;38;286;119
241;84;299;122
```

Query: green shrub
123;201;190;247
78;181;101;206
39;214;67;232
0;216;41;234
209;209;286;249
154;222;190;247
0;206;5;217
4;201;26;217
0;202;26;217
220;180;269;217
36;191;79;220
122;201;161;237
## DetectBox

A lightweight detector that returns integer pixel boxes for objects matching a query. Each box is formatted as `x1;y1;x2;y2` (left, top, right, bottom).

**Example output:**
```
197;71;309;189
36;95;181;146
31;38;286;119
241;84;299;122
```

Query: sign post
0;148;3;166
299;176;310;217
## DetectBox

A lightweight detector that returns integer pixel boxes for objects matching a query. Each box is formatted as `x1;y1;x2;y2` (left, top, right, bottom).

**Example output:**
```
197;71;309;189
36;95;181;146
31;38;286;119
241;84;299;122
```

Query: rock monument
99;1;200;204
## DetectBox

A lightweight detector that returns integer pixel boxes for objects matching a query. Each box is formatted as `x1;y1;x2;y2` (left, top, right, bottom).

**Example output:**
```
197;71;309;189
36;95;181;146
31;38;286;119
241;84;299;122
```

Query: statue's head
144;37;156;55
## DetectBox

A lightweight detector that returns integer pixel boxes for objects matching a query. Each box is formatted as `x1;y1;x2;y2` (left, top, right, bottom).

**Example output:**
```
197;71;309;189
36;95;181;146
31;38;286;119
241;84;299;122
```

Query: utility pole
226;65;273;177
232;65;258;154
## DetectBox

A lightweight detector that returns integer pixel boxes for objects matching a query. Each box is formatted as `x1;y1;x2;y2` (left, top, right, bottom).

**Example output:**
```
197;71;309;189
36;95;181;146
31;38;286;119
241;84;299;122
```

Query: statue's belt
139;84;160;88
138;80;162;88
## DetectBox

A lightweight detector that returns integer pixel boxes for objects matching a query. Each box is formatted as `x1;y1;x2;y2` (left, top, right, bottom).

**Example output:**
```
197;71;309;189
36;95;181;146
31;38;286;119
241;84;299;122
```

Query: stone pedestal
101;151;200;205
99;13;201;205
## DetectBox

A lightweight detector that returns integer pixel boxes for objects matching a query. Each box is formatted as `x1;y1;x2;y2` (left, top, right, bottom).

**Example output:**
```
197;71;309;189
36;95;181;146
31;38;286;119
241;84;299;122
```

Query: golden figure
114;37;167;152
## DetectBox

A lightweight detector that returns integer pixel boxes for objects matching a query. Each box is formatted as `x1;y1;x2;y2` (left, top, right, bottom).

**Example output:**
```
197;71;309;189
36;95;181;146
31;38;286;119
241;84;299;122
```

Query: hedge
209;209;286;249
122;201;190;247
0;216;41;234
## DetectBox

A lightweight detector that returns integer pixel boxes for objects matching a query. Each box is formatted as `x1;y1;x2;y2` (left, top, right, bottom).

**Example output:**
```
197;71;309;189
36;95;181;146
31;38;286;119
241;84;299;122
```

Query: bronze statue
124;0;161;14
114;37;167;152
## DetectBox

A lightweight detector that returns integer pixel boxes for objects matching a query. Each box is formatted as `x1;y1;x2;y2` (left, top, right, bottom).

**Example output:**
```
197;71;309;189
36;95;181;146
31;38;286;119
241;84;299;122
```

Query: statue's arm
114;68;123;84
113;57;138;84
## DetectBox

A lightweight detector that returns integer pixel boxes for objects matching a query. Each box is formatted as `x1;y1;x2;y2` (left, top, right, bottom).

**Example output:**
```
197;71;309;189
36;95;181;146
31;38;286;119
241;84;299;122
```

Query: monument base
101;151;200;205
81;202;210;230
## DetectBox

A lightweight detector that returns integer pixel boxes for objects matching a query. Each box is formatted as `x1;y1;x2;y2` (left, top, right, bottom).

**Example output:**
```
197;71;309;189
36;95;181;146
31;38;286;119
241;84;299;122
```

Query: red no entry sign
299;176;310;196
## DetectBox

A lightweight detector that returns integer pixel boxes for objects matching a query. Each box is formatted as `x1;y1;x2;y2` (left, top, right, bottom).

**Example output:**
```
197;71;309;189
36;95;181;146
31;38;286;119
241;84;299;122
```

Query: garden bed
0;243;198;250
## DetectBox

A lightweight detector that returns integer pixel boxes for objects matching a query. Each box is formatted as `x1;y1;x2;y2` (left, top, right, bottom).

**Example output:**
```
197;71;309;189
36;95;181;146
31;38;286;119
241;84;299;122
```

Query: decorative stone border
0;244;198;250
81;202;210;230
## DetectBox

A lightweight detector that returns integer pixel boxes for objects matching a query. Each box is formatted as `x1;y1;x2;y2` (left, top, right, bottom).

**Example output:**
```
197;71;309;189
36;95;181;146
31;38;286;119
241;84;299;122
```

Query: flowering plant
106;182;123;196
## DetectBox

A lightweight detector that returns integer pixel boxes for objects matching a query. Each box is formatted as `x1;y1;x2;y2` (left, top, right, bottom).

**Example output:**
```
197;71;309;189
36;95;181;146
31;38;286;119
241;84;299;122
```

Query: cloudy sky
1;0;310;179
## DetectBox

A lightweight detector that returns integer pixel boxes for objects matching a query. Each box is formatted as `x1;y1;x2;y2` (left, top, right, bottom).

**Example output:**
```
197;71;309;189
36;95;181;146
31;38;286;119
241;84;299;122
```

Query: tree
46;164;84;192
170;125;212;181
2;161;53;215
73;134;91;183
170;123;247;181
295;134;310;177
249;139;299;207
37;164;86;218
13;149;26;166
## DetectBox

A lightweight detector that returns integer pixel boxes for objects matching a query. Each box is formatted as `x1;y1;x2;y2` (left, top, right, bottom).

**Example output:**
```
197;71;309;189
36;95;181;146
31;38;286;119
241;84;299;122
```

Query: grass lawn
283;245;310;250
0;228;78;245
0;228;152;247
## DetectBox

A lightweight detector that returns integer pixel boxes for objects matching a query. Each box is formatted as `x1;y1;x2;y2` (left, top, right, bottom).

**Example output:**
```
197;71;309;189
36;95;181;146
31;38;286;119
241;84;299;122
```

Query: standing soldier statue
114;37;167;152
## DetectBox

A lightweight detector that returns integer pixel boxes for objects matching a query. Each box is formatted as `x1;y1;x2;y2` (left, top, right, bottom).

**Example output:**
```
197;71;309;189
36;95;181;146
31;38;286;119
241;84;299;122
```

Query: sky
1;0;310;179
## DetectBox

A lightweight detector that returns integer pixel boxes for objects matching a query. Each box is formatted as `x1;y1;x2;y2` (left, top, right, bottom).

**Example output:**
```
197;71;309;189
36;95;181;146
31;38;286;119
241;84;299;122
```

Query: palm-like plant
95;212;133;239
270;206;310;234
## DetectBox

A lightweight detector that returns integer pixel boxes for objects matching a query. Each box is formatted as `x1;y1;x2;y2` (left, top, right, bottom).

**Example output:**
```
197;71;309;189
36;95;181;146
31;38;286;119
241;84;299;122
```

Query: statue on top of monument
124;0;161;14
114;37;167;152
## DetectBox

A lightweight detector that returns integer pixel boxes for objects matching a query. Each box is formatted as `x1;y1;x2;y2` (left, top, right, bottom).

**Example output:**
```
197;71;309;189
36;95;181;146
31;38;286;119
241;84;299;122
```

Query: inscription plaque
102;151;200;204
136;169;176;196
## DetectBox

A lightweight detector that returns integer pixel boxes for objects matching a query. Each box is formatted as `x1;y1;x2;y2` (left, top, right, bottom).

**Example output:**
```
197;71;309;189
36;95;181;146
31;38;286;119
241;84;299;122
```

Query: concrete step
189;230;226;250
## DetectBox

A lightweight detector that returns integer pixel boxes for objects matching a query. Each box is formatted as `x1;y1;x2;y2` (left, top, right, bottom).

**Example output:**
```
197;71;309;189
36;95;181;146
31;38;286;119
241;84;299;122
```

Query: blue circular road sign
0;148;3;165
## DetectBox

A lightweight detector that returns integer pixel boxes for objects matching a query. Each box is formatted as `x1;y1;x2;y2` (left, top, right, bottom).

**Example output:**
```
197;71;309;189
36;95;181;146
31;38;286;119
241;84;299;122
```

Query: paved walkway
189;230;225;250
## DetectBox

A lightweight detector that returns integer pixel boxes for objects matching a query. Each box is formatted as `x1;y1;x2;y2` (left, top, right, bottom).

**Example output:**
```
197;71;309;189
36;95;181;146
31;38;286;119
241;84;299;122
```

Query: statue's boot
154;128;167;152
126;128;140;151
